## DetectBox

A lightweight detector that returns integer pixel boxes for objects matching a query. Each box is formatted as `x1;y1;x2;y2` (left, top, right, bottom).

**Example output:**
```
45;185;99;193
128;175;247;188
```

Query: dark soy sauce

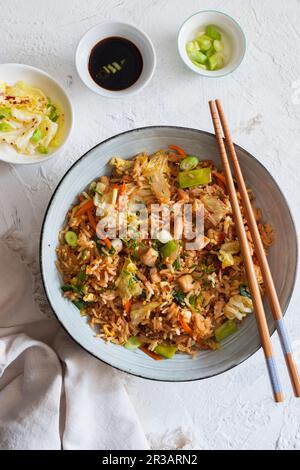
88;37;143;91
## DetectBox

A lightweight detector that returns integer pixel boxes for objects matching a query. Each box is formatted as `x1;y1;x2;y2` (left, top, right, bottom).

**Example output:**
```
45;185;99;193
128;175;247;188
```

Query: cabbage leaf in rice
218;240;240;268
130;301;160;327
201;194;228;225
142;152;171;203
115;258;142;301
110;157;134;174
224;294;253;320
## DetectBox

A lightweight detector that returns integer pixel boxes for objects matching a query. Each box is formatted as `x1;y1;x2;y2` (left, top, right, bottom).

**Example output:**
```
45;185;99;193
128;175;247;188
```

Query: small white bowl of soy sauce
76;22;156;98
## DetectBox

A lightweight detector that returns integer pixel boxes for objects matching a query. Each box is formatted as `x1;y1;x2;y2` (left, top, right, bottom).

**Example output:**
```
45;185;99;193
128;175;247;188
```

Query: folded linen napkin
0;239;148;450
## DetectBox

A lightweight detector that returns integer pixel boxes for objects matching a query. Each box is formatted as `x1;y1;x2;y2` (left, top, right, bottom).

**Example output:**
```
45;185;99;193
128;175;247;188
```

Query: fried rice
56;147;274;359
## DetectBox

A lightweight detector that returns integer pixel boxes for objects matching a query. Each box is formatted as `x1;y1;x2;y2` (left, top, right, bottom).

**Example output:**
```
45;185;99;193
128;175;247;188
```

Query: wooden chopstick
215;99;300;397
209;100;284;403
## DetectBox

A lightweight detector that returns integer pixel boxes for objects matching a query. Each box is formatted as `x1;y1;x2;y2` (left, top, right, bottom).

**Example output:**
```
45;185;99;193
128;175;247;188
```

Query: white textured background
1;0;300;450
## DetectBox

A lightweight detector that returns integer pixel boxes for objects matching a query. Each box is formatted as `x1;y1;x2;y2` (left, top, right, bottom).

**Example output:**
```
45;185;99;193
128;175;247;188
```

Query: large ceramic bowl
40;126;297;381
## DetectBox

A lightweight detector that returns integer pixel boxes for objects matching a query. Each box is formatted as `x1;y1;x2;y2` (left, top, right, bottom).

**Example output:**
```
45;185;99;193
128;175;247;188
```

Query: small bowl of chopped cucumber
178;10;246;77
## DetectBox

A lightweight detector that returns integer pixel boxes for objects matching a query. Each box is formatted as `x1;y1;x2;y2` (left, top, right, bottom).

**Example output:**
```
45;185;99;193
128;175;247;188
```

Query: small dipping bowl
76;22;156;98
178;10;246;77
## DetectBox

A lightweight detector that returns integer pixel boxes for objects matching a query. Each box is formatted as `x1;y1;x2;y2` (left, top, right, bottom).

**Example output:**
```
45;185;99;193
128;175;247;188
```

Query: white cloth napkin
0;239;149;450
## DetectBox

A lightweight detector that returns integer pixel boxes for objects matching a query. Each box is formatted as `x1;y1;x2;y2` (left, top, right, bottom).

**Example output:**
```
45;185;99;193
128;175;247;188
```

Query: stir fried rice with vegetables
56;146;274;360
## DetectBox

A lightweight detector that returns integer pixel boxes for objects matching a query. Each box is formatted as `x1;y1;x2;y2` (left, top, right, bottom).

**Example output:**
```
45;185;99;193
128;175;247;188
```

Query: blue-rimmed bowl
178;11;246;77
40;126;297;381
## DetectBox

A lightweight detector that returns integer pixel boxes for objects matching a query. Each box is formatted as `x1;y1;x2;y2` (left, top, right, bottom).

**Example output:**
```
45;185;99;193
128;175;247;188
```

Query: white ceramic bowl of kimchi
0;63;73;165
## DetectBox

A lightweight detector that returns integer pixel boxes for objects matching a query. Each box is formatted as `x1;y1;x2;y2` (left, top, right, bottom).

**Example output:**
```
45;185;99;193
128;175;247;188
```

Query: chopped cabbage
143;153;171;203
115;258;143;301
202;195;228;225
110;157;134;174
224;295;253;321
0;80;63;155
130;301;160;327
218;240;240;268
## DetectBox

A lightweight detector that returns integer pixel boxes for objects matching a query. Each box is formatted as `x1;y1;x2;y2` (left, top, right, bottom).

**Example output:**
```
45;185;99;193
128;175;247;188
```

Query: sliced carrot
76;199;94;216
119;180;126;195
213;171;227;191
179;314;193;336
124;299;132;314
139;345;163;361
103;237;112;249
169;144;186;156
87;209;97;231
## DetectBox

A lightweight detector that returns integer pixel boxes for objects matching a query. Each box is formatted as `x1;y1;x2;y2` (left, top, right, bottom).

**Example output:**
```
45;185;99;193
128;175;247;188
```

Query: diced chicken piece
140;247;159;267
111;238;123;253
177;274;195;293
207;228;225;245
177;188;189;202
150;267;161;283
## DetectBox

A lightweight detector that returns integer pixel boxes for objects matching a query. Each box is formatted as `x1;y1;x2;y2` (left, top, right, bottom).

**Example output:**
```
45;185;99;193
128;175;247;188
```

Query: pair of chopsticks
209;99;300;403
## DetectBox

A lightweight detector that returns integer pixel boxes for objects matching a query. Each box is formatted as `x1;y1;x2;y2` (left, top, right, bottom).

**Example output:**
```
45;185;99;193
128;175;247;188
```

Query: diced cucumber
197;34;212;51
215;320;237;342
206;25;222;41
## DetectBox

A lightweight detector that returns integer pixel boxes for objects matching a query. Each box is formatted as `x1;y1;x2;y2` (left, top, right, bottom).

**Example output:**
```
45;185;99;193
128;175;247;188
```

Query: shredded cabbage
115;258;143;301
130;301;160;327
143;153;171;203
202;194;228;225
110;157;134;174
0;80;63;155
224;295;253;320
218;240;240;268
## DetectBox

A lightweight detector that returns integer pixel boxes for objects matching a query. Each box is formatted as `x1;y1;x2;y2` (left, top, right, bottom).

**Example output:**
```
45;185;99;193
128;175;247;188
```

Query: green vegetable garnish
61;285;73;292
186;25;225;72
37;145;49;154
77;266;87;283
124;336;143;350
0;122;13;132
178;168;212;188
239;284;252;299
213;39;224;52
189;50;207;65
206;25;222;41
65;231;78;247
197;34;212;51
186;41;200;53
180;155;199;171
30;128;42;143
173;256;181;270
215;320;237;342
72;300;86;310
188;295;197;307
154;343;177;359
48;105;58;122
0;107;12;119
160;240;177;259
205;46;215;58
173;290;185;306
108;64;117;74
112;61;122;71
208;53;225;71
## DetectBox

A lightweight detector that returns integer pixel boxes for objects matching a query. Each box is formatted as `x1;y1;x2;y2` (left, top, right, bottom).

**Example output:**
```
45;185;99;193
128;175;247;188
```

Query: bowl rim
39;125;298;382
177;10;247;78
75;21;157;98
0;62;74;165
